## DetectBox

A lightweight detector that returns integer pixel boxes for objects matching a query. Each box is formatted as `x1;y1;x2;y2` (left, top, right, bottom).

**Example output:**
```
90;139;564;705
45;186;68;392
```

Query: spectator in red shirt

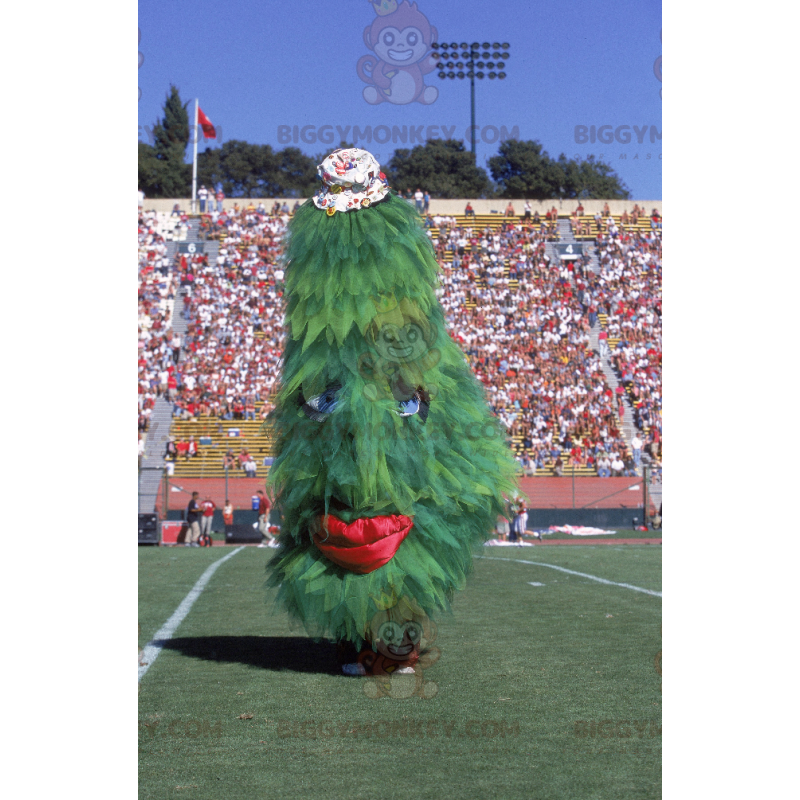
200;497;216;537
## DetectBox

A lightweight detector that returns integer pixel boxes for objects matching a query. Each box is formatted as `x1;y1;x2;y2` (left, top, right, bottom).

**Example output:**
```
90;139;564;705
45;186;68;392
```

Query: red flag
197;107;216;139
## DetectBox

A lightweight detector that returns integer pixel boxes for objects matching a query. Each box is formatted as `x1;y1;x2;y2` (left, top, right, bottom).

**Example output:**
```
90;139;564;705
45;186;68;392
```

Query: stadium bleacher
143;200;661;480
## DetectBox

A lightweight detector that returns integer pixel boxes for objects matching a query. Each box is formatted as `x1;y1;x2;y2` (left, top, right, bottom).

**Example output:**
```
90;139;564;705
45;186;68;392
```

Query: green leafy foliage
489;139;630;199
265;194;518;647
197;142;318;198
386;139;494;198
137;84;191;198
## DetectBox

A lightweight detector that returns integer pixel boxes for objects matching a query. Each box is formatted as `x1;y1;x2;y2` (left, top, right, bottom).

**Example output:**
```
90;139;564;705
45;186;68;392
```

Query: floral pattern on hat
313;148;390;214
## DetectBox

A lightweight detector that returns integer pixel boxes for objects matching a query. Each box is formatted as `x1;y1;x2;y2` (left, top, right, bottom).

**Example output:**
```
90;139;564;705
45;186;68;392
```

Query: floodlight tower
431;41;510;162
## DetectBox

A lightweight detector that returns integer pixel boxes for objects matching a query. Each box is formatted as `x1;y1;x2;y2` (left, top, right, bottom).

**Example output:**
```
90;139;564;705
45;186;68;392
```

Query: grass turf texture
139;546;661;799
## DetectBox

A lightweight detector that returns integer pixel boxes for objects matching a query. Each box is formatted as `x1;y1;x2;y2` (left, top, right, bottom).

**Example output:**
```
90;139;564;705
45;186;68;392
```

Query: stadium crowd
141;200;662;477
432;215;633;474
170;207;286;422
583;211;663;463
138;211;180;435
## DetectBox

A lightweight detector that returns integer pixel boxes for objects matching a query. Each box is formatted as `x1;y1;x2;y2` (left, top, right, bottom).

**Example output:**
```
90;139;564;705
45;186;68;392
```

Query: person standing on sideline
256;490;273;547
198;185;208;213
414;188;424;212
511;501;528;546
185;492;202;546
222;499;234;538
200;496;216;538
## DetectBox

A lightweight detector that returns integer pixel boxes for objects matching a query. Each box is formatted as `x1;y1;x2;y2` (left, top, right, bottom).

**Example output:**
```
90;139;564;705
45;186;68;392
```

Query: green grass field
139;544;661;800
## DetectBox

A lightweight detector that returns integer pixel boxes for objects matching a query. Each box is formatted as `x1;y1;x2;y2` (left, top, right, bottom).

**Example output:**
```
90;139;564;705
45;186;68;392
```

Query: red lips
313;513;414;573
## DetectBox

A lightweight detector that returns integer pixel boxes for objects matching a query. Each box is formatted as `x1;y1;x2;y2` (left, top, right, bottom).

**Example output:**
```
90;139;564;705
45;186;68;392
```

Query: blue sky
138;0;662;198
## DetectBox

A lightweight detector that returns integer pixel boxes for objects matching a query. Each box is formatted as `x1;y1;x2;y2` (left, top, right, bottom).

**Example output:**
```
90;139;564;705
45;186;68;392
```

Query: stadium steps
166;220;223;457
596;347;637;458
584;243;601;275
171;238;219;345
205;239;220;263
556;218;573;241
138;396;173;512
594;309;649;447
186;218;202;239
172;288;189;344
597;313;620;352
170;229;214;344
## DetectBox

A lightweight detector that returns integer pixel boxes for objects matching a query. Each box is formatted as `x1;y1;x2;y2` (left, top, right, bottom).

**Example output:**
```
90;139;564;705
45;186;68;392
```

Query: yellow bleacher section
167;407;616;478
169;409;274;479
569;213;656;240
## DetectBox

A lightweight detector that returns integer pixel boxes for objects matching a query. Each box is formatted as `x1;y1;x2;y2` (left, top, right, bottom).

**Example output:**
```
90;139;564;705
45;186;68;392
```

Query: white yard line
138;547;245;682
476;556;661;598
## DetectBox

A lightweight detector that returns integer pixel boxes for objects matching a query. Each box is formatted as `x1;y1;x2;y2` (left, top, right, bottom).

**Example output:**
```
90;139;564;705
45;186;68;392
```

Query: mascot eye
407;31;419;46
382;31;395;46
396;396;420;417
299;383;341;422
405;324;420;343
396;390;430;423
377;621;403;645
405;622;422;643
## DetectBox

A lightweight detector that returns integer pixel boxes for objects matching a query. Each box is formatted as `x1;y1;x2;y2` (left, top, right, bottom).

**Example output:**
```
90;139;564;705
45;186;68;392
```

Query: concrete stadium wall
142;197;662;216
524;508;645;530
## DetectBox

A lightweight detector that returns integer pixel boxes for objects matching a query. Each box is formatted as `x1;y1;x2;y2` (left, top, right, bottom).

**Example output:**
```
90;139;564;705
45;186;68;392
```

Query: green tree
278;147;318;197
137;142;162;199
489;139;630;199
557;153;631;199
197;142;318;197
488;140;564;199
198;141;274;197
137;85;191;197
386;139;493;198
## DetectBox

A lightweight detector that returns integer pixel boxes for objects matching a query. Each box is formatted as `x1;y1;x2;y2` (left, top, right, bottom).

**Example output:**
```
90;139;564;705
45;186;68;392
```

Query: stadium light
431;41;510;161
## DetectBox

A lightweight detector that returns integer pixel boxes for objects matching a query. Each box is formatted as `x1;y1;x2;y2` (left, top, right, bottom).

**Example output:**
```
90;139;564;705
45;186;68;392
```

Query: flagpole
191;98;198;214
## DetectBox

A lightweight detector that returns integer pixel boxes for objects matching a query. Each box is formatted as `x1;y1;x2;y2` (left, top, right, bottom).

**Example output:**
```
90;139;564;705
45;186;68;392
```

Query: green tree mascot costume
265;148;517;675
